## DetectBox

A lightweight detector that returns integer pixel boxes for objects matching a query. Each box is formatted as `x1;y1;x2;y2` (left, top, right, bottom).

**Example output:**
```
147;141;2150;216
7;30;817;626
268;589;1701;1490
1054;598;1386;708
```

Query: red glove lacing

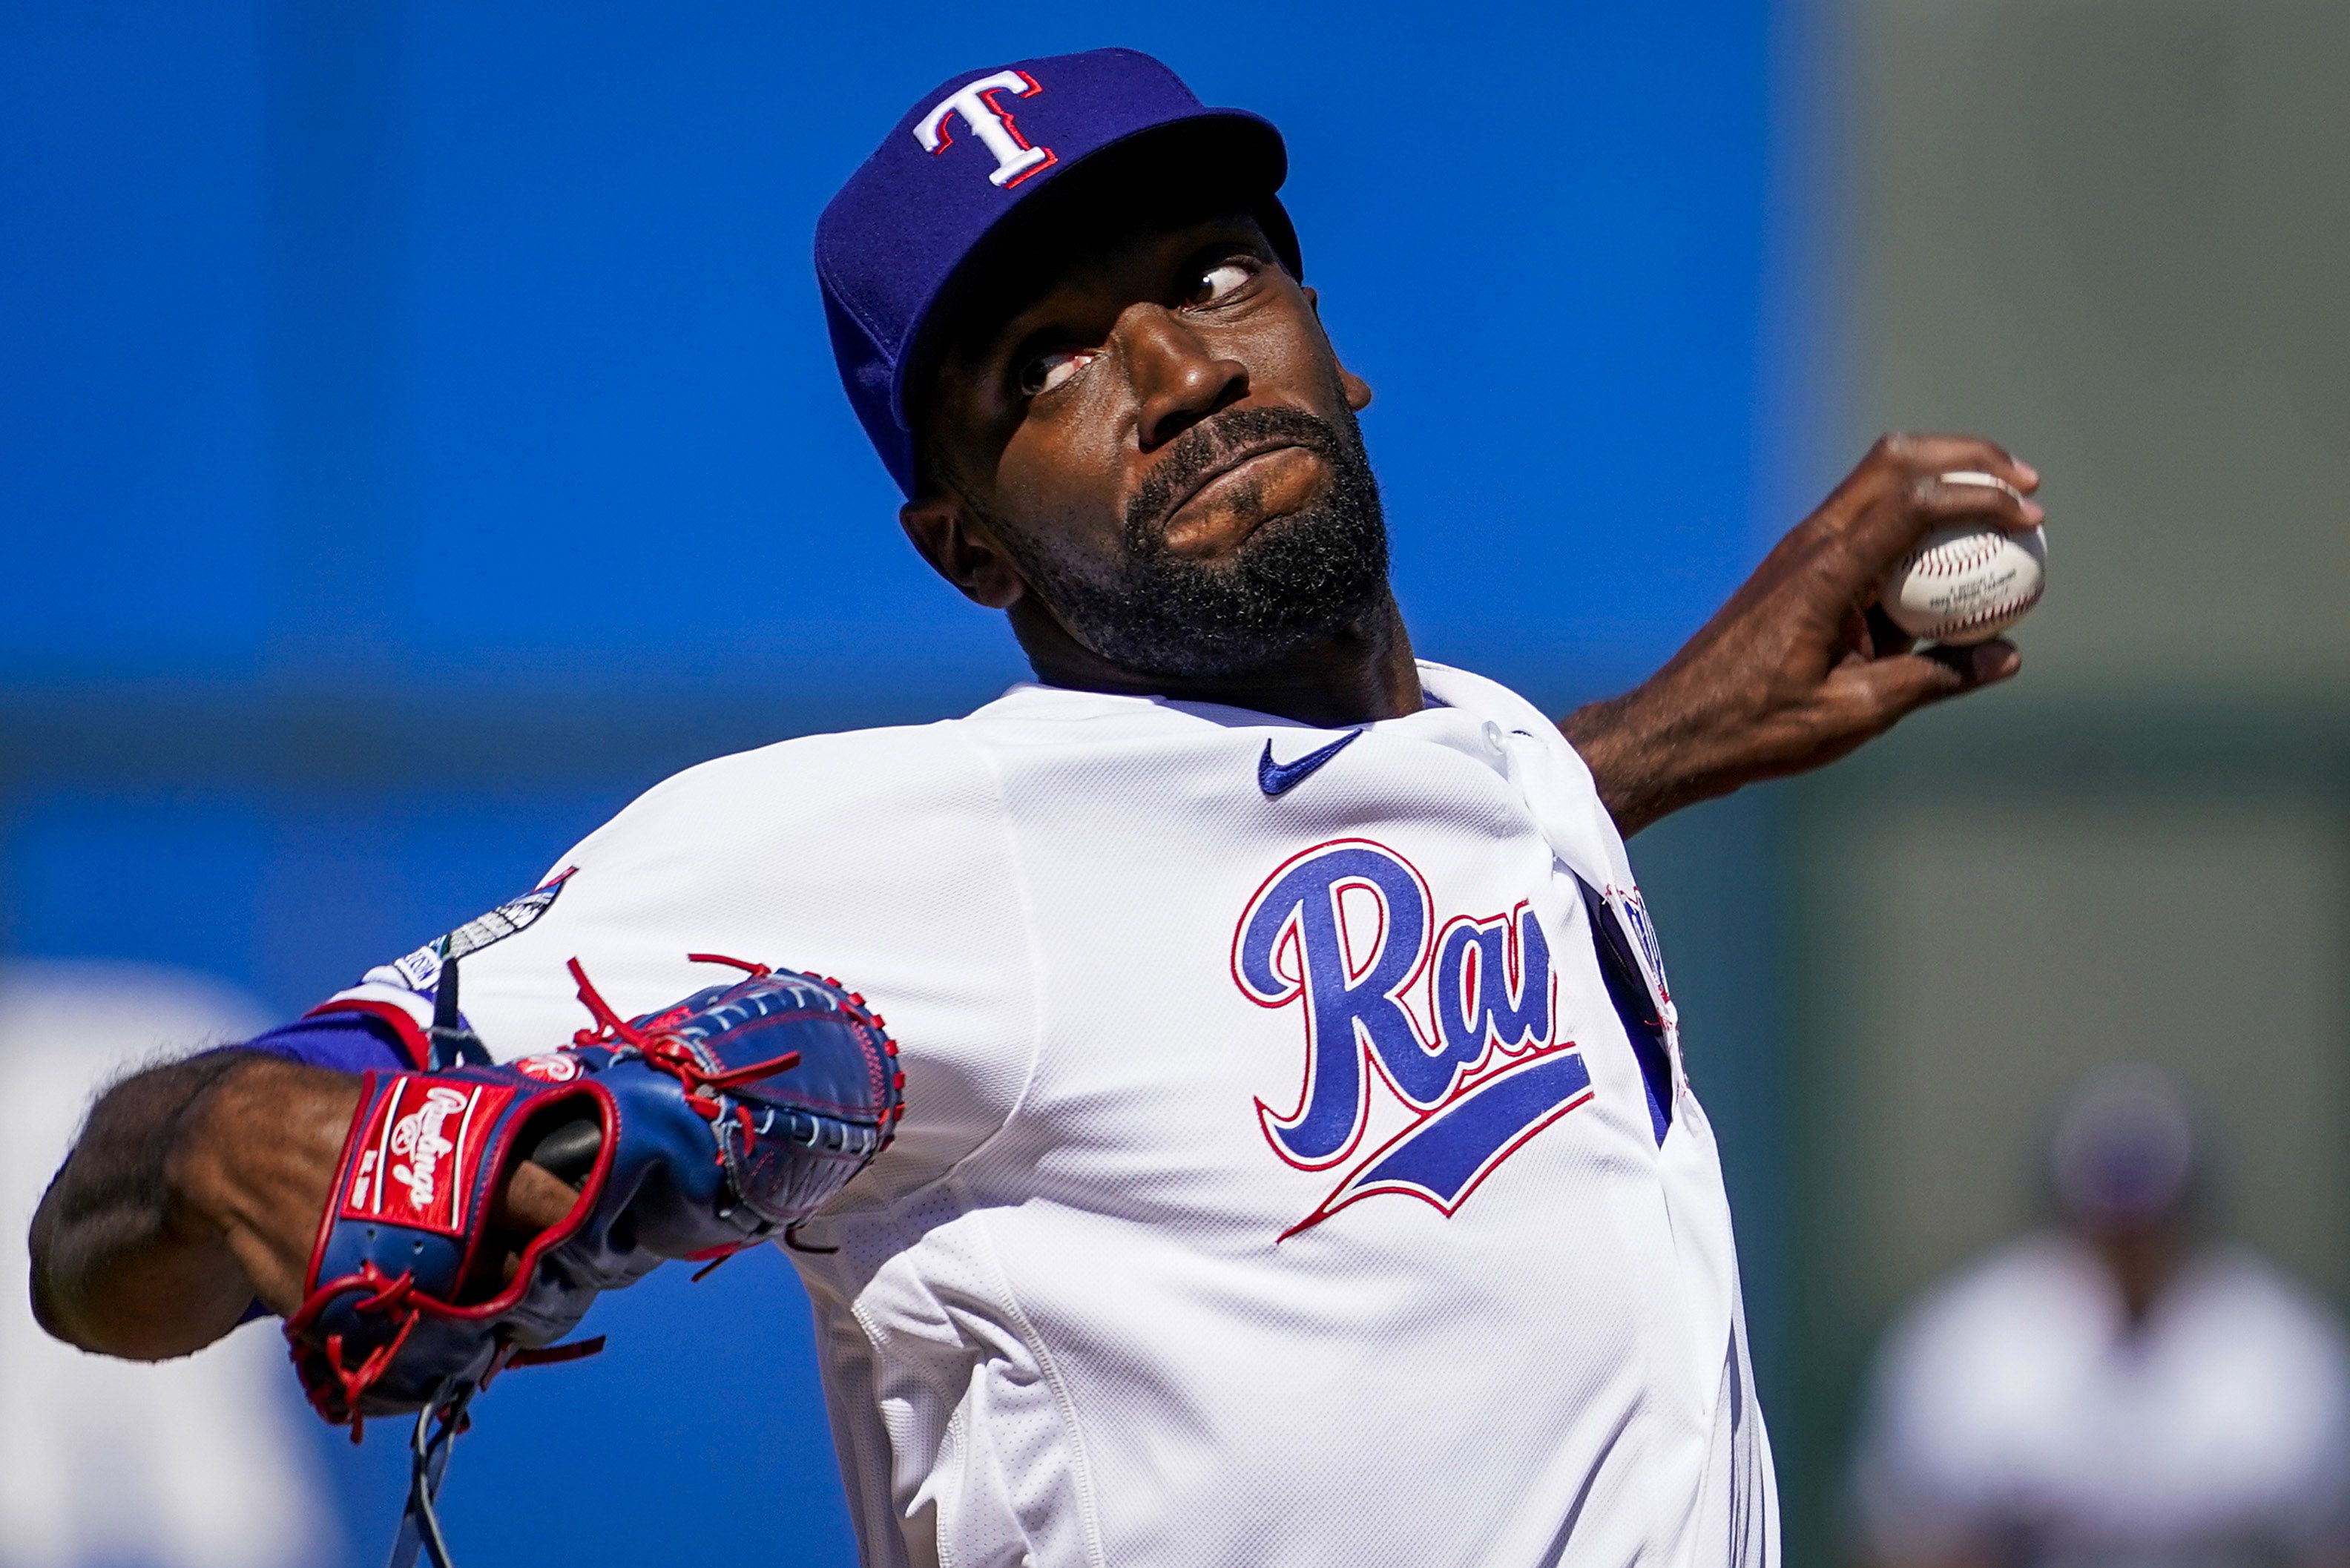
566;955;804;1132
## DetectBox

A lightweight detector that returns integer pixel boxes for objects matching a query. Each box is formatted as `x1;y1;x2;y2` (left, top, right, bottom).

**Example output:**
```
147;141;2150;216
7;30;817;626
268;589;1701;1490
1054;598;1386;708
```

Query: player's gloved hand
283;955;902;1429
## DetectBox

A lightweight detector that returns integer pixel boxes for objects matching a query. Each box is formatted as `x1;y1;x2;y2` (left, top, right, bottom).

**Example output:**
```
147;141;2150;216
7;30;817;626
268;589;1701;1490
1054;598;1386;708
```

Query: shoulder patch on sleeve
387;866;577;993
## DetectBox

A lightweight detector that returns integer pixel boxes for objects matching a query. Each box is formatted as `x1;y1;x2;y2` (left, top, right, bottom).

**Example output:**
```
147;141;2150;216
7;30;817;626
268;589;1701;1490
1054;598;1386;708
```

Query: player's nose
1119;304;1248;452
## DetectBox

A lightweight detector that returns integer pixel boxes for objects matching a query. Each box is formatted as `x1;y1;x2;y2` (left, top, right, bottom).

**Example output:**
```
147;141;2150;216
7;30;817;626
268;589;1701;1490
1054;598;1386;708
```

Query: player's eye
1017;346;1094;399
1183;258;1254;308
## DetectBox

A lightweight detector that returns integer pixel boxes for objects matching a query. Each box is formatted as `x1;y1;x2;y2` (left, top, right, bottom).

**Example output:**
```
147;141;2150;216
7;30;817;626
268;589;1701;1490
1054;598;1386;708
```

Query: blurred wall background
1785;0;2350;1558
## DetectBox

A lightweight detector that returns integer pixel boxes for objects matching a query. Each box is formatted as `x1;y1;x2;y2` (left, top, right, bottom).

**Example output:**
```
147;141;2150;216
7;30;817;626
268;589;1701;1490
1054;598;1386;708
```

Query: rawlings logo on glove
354;1080;504;1228
285;952;903;1434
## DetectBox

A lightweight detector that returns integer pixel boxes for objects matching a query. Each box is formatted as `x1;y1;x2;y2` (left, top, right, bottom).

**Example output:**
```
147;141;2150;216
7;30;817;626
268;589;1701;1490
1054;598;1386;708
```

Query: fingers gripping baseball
1797;438;2041;717
1837;432;2038;529
1564;434;2040;834
1820;637;2021;741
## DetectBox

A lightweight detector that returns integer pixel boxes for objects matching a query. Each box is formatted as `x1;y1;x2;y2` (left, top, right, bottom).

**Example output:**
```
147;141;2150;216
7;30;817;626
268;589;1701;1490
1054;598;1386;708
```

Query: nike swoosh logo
1258;729;1364;797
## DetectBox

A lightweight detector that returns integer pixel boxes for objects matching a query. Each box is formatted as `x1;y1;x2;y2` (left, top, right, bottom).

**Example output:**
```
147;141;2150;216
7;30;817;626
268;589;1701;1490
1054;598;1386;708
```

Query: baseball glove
283;952;902;1432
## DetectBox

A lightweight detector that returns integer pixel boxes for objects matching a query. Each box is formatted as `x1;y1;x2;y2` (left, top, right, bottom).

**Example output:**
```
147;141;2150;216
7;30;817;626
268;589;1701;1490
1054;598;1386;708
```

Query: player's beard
993;405;1392;681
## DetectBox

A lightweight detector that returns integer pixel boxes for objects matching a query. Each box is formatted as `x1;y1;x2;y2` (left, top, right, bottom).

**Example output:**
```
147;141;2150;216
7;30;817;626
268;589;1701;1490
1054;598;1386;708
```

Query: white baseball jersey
1853;1233;2350;1567
323;660;1778;1567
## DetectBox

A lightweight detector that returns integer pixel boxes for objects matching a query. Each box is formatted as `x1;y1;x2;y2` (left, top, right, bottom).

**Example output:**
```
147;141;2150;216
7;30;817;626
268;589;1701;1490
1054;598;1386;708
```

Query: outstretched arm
28;1050;573;1360
1563;432;2041;836
31;1051;362;1358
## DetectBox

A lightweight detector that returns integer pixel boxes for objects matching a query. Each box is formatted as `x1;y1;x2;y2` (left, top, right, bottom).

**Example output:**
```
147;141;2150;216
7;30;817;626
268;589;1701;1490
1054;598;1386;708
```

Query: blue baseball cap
815;48;1297;495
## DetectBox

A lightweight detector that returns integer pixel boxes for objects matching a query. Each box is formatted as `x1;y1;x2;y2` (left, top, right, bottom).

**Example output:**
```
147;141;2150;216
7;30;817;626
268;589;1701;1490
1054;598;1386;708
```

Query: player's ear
900;493;1027;610
1302;286;1374;413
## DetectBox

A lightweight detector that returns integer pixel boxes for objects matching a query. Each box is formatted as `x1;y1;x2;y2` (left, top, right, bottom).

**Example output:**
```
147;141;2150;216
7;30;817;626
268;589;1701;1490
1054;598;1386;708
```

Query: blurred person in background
1851;1066;2350;1568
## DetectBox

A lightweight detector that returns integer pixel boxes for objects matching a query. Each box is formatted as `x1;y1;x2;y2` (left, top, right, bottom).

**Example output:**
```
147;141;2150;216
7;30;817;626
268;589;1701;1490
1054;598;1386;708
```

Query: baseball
1878;470;2047;645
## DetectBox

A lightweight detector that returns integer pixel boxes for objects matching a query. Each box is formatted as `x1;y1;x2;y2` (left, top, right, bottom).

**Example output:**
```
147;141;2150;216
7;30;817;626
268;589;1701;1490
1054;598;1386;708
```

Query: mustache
1123;406;1355;544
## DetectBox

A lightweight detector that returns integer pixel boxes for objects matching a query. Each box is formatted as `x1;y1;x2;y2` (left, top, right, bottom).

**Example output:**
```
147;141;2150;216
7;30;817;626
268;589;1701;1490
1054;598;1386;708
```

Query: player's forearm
1559;684;1747;839
28;1051;360;1360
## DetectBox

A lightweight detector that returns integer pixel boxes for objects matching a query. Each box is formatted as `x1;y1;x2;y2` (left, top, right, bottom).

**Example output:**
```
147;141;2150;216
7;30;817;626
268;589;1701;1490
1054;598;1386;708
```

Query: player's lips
1156;442;1326;555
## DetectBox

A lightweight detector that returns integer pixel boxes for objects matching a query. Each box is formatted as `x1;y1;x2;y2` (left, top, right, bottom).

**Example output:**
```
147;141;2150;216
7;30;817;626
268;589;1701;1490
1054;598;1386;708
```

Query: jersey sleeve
241;1010;415;1073
303;722;1041;1207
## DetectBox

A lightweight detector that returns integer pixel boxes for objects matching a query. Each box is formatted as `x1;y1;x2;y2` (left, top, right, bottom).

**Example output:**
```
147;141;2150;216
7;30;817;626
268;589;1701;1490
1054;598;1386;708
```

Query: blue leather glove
285;954;902;1430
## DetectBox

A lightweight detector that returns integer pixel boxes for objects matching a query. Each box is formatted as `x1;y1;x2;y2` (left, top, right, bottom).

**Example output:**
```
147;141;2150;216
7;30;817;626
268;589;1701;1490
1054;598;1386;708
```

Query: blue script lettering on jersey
1232;839;1593;1232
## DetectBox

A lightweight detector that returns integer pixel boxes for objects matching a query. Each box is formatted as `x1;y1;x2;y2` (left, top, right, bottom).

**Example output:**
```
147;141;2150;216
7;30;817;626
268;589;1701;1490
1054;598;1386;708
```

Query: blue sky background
1;4;1806;1561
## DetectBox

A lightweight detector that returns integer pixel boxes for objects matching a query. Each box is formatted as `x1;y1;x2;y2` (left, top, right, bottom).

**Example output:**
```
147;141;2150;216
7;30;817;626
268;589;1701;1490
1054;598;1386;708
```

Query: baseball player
28;48;2044;1568
1853;1070;2350;1568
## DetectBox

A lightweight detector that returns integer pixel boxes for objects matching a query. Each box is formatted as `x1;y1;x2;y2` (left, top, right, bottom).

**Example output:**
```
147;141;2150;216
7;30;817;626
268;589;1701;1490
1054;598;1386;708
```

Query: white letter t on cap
914;70;1056;188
